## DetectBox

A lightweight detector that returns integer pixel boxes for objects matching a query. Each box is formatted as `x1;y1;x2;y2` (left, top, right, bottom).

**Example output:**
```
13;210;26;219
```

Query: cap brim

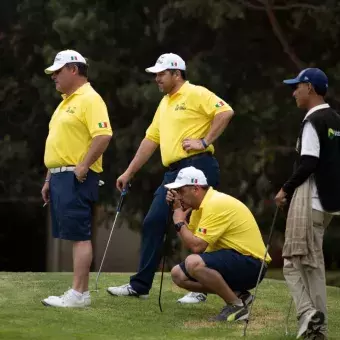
145;65;167;73
44;63;66;75
164;182;186;190
283;78;300;85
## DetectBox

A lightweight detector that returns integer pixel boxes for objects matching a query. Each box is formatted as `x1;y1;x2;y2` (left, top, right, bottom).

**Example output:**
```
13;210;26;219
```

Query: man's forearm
282;155;319;197
204;110;234;145
45;170;51;181
178;225;201;253
177;223;207;254
125;138;159;176
81;135;112;168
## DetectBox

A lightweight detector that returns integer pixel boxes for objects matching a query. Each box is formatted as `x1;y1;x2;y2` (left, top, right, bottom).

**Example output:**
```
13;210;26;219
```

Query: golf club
93;183;131;292
243;206;279;337
158;202;173;312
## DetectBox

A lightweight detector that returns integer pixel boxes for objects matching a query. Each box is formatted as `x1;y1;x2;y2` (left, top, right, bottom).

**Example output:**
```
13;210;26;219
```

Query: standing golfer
276;68;340;339
165;166;270;321
41;50;112;307
107;53;234;303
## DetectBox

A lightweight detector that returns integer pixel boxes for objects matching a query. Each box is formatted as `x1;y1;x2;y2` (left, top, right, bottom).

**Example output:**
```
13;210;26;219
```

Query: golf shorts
49;170;99;241
179;249;266;292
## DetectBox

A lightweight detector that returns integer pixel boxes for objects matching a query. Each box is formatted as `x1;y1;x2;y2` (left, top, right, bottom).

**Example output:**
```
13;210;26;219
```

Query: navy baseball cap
283;68;328;95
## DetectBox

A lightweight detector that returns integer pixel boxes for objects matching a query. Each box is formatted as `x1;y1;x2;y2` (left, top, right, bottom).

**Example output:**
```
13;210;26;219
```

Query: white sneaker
107;284;149;299
177;292;207;304
83;292;91;307
42;289;87;308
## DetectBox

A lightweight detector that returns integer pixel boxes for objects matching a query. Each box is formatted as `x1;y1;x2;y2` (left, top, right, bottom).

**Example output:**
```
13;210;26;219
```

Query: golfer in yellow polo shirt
165;166;271;322
107;53;234;304
41;49;112;308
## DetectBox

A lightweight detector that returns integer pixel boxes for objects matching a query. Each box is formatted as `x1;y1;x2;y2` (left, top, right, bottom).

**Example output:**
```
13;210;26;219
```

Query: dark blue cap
283;68;328;95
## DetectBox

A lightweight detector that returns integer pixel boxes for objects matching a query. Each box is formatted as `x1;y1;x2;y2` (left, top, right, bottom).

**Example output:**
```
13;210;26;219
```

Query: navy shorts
179;249;266;292
49;170;99;241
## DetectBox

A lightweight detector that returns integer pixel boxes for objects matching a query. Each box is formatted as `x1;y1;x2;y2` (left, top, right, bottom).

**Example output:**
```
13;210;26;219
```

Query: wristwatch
174;221;185;232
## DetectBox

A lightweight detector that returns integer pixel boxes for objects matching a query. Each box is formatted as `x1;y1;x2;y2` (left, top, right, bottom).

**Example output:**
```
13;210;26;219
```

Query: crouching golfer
165;166;271;321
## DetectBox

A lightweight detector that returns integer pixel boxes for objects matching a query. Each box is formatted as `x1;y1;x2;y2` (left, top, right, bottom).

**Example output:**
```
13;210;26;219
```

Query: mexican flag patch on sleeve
198;227;207;235
215;101;225;108
98;122;108;128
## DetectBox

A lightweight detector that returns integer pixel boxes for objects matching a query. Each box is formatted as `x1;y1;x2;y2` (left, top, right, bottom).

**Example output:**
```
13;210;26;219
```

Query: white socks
71;289;90;298
71;289;83;298
233;298;244;307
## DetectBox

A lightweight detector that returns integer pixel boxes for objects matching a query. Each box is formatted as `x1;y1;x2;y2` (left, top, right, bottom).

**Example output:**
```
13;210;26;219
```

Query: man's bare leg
172;255;249;322
172;260;242;303
171;265;214;292
185;255;241;304
73;240;92;293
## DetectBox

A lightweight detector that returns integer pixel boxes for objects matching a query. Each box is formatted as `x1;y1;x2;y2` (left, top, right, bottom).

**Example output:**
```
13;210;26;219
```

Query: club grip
117;183;131;212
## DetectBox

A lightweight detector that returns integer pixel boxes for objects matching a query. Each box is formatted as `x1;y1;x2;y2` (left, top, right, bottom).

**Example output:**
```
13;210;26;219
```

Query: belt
50;166;75;174
49;167;105;187
168;152;212;171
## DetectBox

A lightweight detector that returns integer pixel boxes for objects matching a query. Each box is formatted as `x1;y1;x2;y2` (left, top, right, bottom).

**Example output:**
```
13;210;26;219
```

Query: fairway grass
0;273;339;340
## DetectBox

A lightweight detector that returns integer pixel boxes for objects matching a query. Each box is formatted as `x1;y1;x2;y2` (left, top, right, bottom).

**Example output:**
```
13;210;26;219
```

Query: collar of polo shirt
198;187;214;209
61;82;91;99
167;81;190;98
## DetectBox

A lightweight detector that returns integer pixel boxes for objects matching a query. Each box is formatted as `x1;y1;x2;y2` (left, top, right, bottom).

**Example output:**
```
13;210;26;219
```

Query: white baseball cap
44;49;87;74
145;53;186;73
164;166;208;190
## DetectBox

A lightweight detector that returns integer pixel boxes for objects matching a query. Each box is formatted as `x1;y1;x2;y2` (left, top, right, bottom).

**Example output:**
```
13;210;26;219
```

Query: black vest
296;107;340;212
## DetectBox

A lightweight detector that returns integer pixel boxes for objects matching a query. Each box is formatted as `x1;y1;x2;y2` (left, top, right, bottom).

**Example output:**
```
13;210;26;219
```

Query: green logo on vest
328;128;335;139
328;128;340;139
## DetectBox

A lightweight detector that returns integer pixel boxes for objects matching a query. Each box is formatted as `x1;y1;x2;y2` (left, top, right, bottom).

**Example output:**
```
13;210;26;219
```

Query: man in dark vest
275;68;340;340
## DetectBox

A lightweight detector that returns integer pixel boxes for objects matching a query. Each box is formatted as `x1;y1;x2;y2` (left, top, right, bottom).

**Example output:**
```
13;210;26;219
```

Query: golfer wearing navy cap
275;68;340;340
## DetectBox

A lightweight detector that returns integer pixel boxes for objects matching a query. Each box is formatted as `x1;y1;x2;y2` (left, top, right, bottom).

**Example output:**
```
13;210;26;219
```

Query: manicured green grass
0;273;339;339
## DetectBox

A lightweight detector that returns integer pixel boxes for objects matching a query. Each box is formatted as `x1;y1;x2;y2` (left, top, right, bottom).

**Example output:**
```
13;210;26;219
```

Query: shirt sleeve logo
98;122;108;128
215;101;225;108
198;227;207;234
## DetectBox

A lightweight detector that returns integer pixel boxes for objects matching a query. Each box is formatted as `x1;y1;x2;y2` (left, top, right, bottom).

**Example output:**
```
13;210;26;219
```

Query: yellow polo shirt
188;188;271;263
145;81;233;167
44;83;112;173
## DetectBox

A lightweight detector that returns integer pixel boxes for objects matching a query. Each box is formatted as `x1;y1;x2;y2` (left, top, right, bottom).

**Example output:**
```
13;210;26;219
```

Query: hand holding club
116;172;132;192
166;189;181;210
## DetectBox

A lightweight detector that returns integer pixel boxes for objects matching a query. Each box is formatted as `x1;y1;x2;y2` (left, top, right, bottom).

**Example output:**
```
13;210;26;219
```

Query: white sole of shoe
41;300;51;307
106;289;148;299
177;300;206;304
41;299;87;308
236;313;249;321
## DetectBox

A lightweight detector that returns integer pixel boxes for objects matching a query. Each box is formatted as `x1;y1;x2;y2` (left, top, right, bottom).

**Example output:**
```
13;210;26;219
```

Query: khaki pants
283;209;333;335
